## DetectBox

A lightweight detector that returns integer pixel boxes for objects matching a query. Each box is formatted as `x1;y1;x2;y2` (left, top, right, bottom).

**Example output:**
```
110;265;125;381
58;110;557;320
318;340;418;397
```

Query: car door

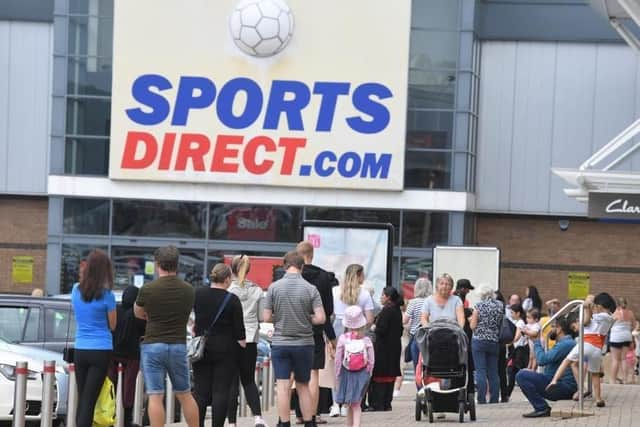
43;306;76;353
0;304;43;347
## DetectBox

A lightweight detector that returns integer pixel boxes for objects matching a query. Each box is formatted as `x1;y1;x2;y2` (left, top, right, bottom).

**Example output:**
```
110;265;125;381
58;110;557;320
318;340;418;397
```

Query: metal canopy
554;1;640;202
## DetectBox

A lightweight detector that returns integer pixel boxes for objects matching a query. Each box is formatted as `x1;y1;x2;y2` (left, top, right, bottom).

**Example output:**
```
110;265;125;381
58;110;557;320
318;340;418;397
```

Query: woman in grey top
420;273;465;328
469;284;504;404
402;277;432;369
226;255;267;427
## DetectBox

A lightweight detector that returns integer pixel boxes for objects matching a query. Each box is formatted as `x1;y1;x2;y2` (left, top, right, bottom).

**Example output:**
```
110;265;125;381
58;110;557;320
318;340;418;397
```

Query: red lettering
278;137;307;175
211;134;242;173
175;133;210;171
158;133;176;170
243;136;276;175
121;131;158;169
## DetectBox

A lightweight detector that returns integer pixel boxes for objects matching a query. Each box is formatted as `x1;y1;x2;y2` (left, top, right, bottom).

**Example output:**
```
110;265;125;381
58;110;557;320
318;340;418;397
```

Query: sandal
596;400;605;408
572;391;592;401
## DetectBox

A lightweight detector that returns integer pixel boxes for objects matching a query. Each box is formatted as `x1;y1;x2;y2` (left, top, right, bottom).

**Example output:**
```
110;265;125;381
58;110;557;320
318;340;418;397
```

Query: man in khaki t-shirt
134;246;198;427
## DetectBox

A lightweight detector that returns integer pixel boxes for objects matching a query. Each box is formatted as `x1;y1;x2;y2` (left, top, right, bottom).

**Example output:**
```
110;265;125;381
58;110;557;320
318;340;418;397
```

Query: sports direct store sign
109;0;411;191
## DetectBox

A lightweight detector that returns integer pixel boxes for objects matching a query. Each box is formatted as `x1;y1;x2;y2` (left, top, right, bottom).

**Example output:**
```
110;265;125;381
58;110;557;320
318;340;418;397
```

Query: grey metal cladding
0;0;54;23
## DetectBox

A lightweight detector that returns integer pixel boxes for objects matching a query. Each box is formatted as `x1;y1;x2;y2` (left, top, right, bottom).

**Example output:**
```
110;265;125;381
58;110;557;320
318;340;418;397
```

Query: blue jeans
516;370;576;412
140;343;191;394
471;339;499;403
410;336;420;370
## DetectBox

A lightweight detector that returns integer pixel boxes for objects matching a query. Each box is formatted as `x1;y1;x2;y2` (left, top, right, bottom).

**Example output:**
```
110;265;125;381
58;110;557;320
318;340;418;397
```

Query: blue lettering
337;152;362;178
171;76;216;126
346;83;392;134
126;74;172;125
314;151;336;177
264;80;311;131
361;153;391;178
313;82;350;132
217;78;263;129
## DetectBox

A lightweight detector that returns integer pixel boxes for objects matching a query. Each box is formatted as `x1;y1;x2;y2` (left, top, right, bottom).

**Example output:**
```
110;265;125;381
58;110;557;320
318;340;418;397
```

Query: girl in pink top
335;305;375;427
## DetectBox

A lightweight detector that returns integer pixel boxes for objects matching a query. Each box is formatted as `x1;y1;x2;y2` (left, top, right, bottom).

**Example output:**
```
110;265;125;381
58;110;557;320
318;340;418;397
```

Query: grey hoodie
228;278;263;343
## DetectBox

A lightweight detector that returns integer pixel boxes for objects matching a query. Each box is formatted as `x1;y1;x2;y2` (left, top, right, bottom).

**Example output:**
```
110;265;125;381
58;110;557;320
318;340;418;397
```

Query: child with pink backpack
335;305;375;427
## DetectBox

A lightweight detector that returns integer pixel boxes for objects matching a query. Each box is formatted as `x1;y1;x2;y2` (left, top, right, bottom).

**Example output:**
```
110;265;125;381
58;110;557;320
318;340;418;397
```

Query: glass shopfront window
65;138;109;175
66;97;111;136
67;56;112;96
209;204;301;242
68;16;113;58
404;150;452;189
402;211;449;248
113;200;207;238
408;70;455;109
407;111;453;149
111;247;205;290
69;0;113;16
63;198;110;234
412;0;460;30
61;244;108;293
409;30;458;70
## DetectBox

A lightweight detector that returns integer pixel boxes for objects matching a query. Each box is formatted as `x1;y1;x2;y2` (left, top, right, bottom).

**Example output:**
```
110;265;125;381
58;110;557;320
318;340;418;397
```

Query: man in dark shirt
454;278;474;308
134;246;199;427
296;241;338;424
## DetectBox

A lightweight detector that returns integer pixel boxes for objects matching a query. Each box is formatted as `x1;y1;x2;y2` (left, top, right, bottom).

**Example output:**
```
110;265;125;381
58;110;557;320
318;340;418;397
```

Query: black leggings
228;343;262;422
75;349;112;427
193;353;239;427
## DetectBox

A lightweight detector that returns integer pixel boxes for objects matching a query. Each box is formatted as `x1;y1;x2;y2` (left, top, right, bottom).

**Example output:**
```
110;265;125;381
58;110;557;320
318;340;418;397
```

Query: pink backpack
342;333;368;371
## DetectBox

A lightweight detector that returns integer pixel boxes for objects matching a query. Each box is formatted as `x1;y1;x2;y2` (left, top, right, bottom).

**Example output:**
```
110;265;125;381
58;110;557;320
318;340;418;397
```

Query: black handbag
404;335;414;363
187;293;232;364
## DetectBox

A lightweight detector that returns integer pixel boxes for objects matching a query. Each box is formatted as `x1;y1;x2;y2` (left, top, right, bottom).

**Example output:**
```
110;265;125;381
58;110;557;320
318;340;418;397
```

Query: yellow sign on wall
568;272;590;300
12;256;34;283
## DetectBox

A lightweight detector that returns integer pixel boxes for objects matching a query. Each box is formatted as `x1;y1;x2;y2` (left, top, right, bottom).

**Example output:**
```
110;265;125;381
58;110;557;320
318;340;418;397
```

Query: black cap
456;278;474;290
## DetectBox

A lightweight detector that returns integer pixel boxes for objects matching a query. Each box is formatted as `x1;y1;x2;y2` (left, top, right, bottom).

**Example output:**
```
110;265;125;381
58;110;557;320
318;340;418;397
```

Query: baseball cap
456;278;474;290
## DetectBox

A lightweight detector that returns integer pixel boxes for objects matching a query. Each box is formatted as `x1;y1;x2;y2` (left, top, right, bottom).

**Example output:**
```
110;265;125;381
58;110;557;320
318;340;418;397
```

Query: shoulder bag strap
204;292;233;335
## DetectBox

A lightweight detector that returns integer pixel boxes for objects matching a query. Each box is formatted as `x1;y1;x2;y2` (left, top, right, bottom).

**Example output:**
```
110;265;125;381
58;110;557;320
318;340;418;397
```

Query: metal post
132;370;144;426
13;361;28;427
41;360;56;427
268;358;275;408
115;364;124;427
165;375;175;424
578;303;585;412
66;364;77;427
261;359;270;411
239;379;247;417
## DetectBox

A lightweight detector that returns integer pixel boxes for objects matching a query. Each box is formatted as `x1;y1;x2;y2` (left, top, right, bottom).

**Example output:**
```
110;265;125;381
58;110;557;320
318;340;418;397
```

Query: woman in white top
610;297;636;384
226;255;267;427
329;264;374;417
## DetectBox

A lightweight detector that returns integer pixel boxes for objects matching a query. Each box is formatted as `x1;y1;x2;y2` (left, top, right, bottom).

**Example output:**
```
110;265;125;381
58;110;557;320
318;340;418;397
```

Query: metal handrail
540;299;586;412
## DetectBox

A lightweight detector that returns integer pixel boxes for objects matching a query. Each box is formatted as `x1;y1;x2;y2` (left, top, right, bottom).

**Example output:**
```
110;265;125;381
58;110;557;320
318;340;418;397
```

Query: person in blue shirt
71;249;117;427
516;317;577;418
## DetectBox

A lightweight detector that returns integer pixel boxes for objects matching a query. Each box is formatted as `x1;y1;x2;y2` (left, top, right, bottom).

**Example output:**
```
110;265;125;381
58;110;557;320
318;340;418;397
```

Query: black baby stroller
414;319;476;423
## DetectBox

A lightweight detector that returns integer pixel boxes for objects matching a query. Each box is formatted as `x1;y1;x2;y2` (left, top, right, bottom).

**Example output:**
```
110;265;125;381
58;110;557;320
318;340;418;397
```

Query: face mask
548;331;558;341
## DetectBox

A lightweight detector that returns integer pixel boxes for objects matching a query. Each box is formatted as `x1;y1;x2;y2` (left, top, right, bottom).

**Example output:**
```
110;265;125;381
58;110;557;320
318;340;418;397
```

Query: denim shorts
271;345;314;383
141;343;191;394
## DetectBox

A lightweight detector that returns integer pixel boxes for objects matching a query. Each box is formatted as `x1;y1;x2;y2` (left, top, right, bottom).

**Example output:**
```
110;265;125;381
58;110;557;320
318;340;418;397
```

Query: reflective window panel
404;150;452;189
112;200;207;239
64;138;109;175
63;198;110;234
209;205;302;242
402;211;449;248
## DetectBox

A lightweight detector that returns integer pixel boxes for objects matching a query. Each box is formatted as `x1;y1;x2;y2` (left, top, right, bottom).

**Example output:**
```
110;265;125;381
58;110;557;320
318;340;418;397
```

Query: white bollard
66;364;77;427
41;360;56;427
115;363;124;427
165;375;175;424
132;370;144;426
12;361;28;427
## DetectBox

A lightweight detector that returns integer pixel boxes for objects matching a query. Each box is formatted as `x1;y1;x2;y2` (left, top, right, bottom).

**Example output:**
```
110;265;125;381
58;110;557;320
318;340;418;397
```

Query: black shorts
609;341;632;349
312;334;326;370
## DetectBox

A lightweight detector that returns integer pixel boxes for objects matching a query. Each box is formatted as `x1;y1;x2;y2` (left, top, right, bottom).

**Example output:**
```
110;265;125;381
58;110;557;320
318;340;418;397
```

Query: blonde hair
231;255;250;287
341;264;364;305
210;263;232;284
296;241;314;261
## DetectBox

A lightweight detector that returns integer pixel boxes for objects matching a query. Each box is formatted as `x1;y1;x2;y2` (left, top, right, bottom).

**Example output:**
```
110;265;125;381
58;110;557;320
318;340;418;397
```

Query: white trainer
329;404;340;417
340;406;348;417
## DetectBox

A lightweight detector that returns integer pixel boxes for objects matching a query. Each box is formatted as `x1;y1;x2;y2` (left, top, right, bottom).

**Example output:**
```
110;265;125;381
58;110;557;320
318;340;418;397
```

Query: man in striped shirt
263;251;326;427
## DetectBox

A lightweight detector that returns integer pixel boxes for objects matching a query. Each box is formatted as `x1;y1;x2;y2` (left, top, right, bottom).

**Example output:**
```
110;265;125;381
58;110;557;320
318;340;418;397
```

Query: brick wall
0;196;48;293
476;214;640;312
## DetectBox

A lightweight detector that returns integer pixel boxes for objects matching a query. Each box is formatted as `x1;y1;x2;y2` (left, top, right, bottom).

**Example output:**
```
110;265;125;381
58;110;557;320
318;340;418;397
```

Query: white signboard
433;246;500;307
109;0;411;190
303;225;391;297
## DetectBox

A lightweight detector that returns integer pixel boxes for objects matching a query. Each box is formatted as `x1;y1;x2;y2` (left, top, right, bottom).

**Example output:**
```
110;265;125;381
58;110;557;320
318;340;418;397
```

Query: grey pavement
170;381;640;427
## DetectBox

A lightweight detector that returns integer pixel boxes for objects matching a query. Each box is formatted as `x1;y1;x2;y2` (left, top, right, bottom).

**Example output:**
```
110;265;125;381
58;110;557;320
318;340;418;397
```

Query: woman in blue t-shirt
71;249;117;427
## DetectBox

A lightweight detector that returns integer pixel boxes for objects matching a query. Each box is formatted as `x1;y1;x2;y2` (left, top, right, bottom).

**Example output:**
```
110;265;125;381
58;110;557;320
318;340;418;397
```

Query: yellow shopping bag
93;377;116;427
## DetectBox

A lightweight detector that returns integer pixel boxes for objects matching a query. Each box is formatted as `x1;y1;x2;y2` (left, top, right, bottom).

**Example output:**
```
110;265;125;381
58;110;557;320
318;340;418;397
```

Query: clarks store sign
588;192;640;219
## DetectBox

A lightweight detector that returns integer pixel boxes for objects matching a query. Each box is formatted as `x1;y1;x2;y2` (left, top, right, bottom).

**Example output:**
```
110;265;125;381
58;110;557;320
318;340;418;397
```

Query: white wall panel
476;42;517;211
0;23;10;190
477;41;640;216
0;21;51;195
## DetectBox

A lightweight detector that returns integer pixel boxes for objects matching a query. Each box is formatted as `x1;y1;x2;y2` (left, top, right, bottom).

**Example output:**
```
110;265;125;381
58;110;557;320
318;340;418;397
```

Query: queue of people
70;244;636;427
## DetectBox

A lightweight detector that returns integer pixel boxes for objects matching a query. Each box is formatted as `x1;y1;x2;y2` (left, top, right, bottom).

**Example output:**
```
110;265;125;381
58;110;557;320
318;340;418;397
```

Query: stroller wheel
415;395;422;421
458;401;465;423
427;401;434;423
469;398;476;421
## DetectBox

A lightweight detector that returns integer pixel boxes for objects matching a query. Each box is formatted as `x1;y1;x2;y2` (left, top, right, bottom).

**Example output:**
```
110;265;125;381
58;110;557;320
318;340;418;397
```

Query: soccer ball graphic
228;0;294;58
